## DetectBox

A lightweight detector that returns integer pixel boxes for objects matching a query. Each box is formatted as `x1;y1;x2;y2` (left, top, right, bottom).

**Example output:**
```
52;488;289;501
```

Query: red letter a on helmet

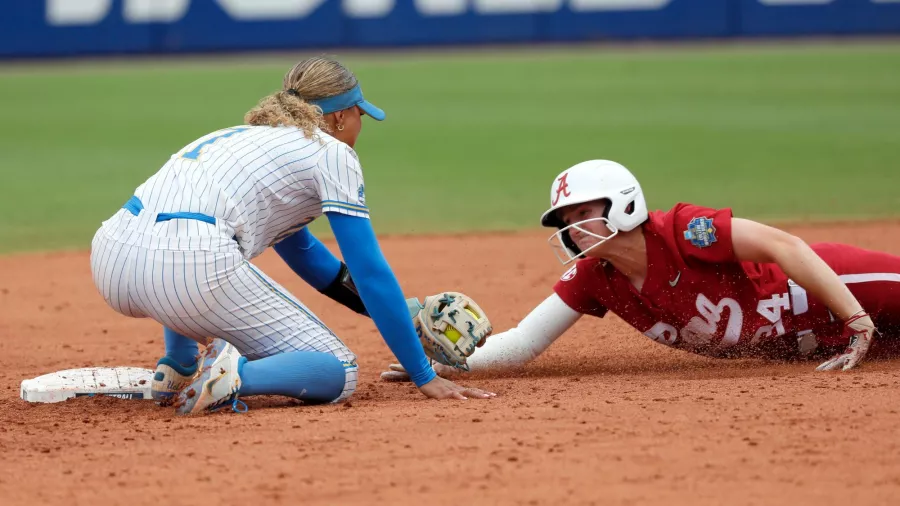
551;173;572;206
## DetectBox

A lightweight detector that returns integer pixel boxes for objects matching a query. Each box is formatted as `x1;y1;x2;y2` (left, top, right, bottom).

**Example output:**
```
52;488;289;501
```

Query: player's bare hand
816;313;876;372
418;376;495;400
379;361;460;382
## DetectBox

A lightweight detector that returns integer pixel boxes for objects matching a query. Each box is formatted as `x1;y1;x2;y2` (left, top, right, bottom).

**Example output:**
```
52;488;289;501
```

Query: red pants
791;243;900;352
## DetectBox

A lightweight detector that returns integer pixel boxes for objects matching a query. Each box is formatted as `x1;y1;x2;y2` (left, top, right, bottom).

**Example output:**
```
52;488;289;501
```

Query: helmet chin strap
548;217;619;265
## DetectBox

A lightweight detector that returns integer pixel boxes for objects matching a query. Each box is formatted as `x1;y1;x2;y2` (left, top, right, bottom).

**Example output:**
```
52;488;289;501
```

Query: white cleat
174;339;245;415
151;357;197;406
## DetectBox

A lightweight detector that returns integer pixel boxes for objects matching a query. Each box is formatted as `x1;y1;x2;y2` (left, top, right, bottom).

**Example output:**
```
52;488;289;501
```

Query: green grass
1;43;899;254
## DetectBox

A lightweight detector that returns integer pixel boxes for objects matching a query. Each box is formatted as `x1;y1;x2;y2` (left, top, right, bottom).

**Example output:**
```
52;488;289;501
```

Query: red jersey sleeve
552;259;609;318
661;203;736;266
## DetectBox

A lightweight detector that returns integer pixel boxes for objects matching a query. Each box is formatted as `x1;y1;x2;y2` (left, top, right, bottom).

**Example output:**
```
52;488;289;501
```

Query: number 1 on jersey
181;127;249;161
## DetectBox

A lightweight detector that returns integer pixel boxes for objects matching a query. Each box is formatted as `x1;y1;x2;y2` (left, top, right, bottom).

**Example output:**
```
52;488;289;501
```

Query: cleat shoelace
209;394;247;414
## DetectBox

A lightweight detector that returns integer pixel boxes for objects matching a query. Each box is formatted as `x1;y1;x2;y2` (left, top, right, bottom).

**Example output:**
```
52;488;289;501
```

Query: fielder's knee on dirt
334;362;358;404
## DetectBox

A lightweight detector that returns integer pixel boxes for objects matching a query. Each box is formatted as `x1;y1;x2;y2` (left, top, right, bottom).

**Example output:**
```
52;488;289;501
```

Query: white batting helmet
540;160;648;264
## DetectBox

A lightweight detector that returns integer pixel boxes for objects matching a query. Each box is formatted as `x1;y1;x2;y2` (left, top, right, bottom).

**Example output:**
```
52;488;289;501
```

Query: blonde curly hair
244;56;359;139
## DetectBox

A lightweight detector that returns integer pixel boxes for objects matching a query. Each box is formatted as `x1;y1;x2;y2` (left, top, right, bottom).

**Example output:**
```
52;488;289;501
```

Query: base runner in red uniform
382;160;900;381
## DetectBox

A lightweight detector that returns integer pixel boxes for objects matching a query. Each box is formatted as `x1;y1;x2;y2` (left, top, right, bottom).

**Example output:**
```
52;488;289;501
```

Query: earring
337;124;345;131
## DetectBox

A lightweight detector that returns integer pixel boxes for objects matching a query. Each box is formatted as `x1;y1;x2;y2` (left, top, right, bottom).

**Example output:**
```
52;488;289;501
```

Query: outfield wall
2;1;899;58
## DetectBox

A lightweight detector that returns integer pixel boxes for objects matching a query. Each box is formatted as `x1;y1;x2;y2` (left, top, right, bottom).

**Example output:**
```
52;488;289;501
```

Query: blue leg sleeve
238;352;347;404
163;327;199;368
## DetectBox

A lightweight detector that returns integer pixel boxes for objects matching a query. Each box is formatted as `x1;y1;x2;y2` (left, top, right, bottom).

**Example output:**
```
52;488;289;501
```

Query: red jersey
553;203;900;358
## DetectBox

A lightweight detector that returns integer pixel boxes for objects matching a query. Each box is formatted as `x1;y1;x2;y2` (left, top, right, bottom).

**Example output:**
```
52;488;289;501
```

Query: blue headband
308;85;385;121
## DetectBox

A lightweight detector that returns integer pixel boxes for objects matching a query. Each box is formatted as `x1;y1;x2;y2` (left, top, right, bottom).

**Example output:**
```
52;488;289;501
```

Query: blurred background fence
2;1;899;59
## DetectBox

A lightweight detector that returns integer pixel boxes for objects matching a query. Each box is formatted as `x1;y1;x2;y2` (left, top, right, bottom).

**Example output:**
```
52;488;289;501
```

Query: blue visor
309;85;385;121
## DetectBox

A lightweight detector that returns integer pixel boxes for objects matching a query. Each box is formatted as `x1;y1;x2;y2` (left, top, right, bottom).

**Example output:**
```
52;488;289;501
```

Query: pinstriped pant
90;226;358;402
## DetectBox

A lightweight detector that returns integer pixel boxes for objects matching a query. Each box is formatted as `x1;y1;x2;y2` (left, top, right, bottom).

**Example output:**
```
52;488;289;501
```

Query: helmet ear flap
601;198;613;220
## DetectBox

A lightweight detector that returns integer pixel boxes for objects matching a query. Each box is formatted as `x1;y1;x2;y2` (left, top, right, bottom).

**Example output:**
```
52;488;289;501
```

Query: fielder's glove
406;292;492;371
816;312;876;372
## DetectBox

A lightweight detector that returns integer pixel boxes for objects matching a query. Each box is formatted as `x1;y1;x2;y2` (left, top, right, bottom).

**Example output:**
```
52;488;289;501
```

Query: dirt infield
2;222;900;506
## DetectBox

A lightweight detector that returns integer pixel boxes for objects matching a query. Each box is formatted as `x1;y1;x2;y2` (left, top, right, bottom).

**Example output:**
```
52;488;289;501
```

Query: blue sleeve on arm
273;227;342;291
326;212;436;387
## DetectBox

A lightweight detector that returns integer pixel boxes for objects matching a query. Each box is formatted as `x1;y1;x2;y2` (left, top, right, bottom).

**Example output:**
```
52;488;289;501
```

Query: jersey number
752;293;791;342
181;127;249;160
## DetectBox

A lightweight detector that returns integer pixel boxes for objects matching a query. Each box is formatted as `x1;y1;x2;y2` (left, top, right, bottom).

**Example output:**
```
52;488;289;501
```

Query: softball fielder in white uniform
91;57;493;414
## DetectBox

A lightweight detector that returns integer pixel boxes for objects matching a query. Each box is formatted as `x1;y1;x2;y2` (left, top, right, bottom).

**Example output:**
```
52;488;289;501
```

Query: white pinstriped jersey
111;125;368;259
